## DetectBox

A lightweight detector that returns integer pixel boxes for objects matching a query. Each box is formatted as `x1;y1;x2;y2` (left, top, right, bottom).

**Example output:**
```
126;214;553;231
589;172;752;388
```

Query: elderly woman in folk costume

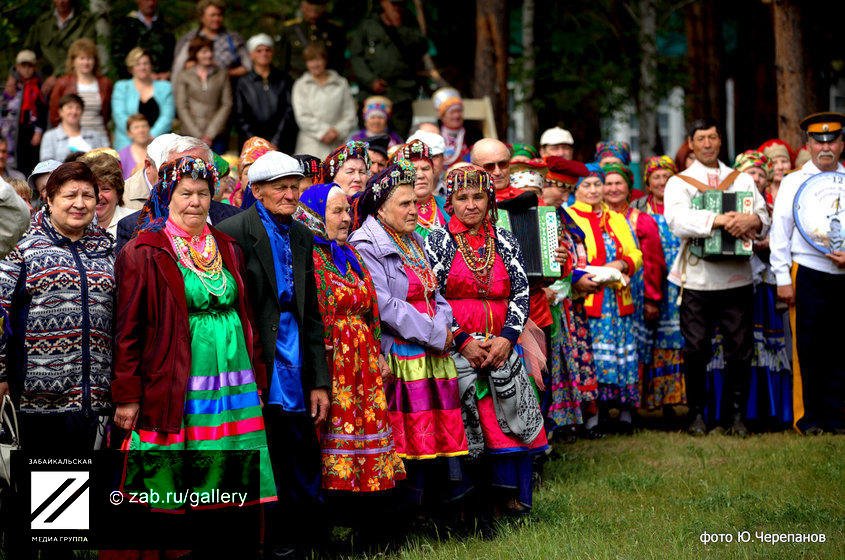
322;140;372;196
424;165;547;519
112;156;275;555
295;183;406;492
565;165;643;435
734;150;792;428
392;138;449;238
602;162;666;420
631;156;688;414
348;161;468;516
295;181;406;539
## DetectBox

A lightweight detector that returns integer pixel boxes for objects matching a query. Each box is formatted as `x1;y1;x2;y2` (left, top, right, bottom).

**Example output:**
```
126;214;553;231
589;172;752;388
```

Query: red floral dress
313;246;406;492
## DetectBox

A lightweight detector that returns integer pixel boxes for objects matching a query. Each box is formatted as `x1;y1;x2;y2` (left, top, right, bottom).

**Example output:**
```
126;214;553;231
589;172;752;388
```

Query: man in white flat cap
539;126;575;160
235;34;297;152
217;151;329;559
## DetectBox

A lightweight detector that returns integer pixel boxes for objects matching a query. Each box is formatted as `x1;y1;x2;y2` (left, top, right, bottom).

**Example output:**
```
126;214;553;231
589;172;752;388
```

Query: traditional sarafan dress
121;223;275;511
565;202;643;407
349;216;468;460
426;220;548;509
313;245;406;492
640;196;687;408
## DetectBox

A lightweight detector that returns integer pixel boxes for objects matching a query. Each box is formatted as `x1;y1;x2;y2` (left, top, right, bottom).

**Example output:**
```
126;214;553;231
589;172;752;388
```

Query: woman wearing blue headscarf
295;183;406;494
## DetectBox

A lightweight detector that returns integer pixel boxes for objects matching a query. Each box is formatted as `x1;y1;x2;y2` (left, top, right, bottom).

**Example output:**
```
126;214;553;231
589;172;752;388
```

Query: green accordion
690;191;754;259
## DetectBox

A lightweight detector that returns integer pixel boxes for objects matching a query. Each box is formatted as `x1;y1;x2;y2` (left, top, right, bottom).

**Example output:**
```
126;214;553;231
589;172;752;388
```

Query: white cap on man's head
540;127;574;146
407;130;446;157
146;133;183;170
246;34;274;54
249;151;303;183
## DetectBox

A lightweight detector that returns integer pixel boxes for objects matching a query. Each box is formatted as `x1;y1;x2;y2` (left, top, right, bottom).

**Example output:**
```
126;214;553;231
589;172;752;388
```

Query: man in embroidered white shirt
770;111;845;435
664;118;770;437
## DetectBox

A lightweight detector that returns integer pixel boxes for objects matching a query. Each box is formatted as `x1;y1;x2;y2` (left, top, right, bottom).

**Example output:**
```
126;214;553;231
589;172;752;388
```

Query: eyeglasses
481;159;510;173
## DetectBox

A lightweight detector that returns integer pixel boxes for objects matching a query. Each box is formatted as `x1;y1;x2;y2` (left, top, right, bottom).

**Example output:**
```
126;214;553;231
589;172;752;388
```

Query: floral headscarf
601;162;634;189
136;156;218;233
734;150;773;181
321;141;371;183
296;183;363;277
594;140;632;165
576;162;606;187
642;155;677;185
444;164;497;222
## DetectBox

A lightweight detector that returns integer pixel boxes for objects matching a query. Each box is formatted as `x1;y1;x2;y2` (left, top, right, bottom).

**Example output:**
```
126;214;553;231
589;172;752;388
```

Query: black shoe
554;425;578;444
727;414;749;438
803;425;824;436
687;413;706;437
584;425;605;440
617;420;634;435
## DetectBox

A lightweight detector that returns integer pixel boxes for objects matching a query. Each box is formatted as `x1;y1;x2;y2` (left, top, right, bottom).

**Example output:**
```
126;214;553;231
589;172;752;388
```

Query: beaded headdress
391;139;432;164
358;160;416;222
136;156;218;234
294;154;322;179
321;141;372;183
445;164;497;222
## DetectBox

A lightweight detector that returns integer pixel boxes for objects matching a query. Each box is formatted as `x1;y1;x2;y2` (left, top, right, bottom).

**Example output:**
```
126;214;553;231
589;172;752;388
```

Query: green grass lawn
370;430;845;560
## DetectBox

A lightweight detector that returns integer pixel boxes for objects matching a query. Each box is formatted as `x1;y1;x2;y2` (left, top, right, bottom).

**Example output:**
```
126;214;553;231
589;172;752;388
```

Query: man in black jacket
217;150;329;559
235;34;298;153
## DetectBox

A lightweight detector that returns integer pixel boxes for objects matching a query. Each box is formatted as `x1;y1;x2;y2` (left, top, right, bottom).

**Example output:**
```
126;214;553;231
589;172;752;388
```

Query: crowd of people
0;0;843;558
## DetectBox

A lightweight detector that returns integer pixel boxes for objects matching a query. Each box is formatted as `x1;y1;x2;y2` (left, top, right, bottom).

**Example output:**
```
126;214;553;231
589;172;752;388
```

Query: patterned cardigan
424;224;529;348
0;211;115;415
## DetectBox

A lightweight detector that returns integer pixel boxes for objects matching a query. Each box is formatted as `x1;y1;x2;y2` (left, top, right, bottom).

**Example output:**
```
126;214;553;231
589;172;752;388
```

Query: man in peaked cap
770;111;845;435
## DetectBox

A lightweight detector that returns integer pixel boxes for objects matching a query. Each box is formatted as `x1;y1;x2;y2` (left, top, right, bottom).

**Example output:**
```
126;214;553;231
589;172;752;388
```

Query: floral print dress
313;246;406;492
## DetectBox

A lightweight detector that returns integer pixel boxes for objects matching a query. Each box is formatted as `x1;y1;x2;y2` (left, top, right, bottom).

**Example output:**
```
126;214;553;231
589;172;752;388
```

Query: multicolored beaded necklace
166;222;227;297
454;226;496;296
381;221;438;307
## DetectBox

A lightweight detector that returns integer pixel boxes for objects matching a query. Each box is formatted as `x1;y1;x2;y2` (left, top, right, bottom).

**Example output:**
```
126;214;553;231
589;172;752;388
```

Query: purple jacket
348;216;452;354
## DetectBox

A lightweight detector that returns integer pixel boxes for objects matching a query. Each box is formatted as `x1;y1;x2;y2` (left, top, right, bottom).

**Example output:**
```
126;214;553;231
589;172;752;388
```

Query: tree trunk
773;0;806;149
638;0;658;160
474;0;509;138
521;0;537;145
683;1;724;129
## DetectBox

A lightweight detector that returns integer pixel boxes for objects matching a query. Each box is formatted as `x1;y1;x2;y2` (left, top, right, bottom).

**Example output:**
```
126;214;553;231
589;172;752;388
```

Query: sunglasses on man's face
481;159;510;173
